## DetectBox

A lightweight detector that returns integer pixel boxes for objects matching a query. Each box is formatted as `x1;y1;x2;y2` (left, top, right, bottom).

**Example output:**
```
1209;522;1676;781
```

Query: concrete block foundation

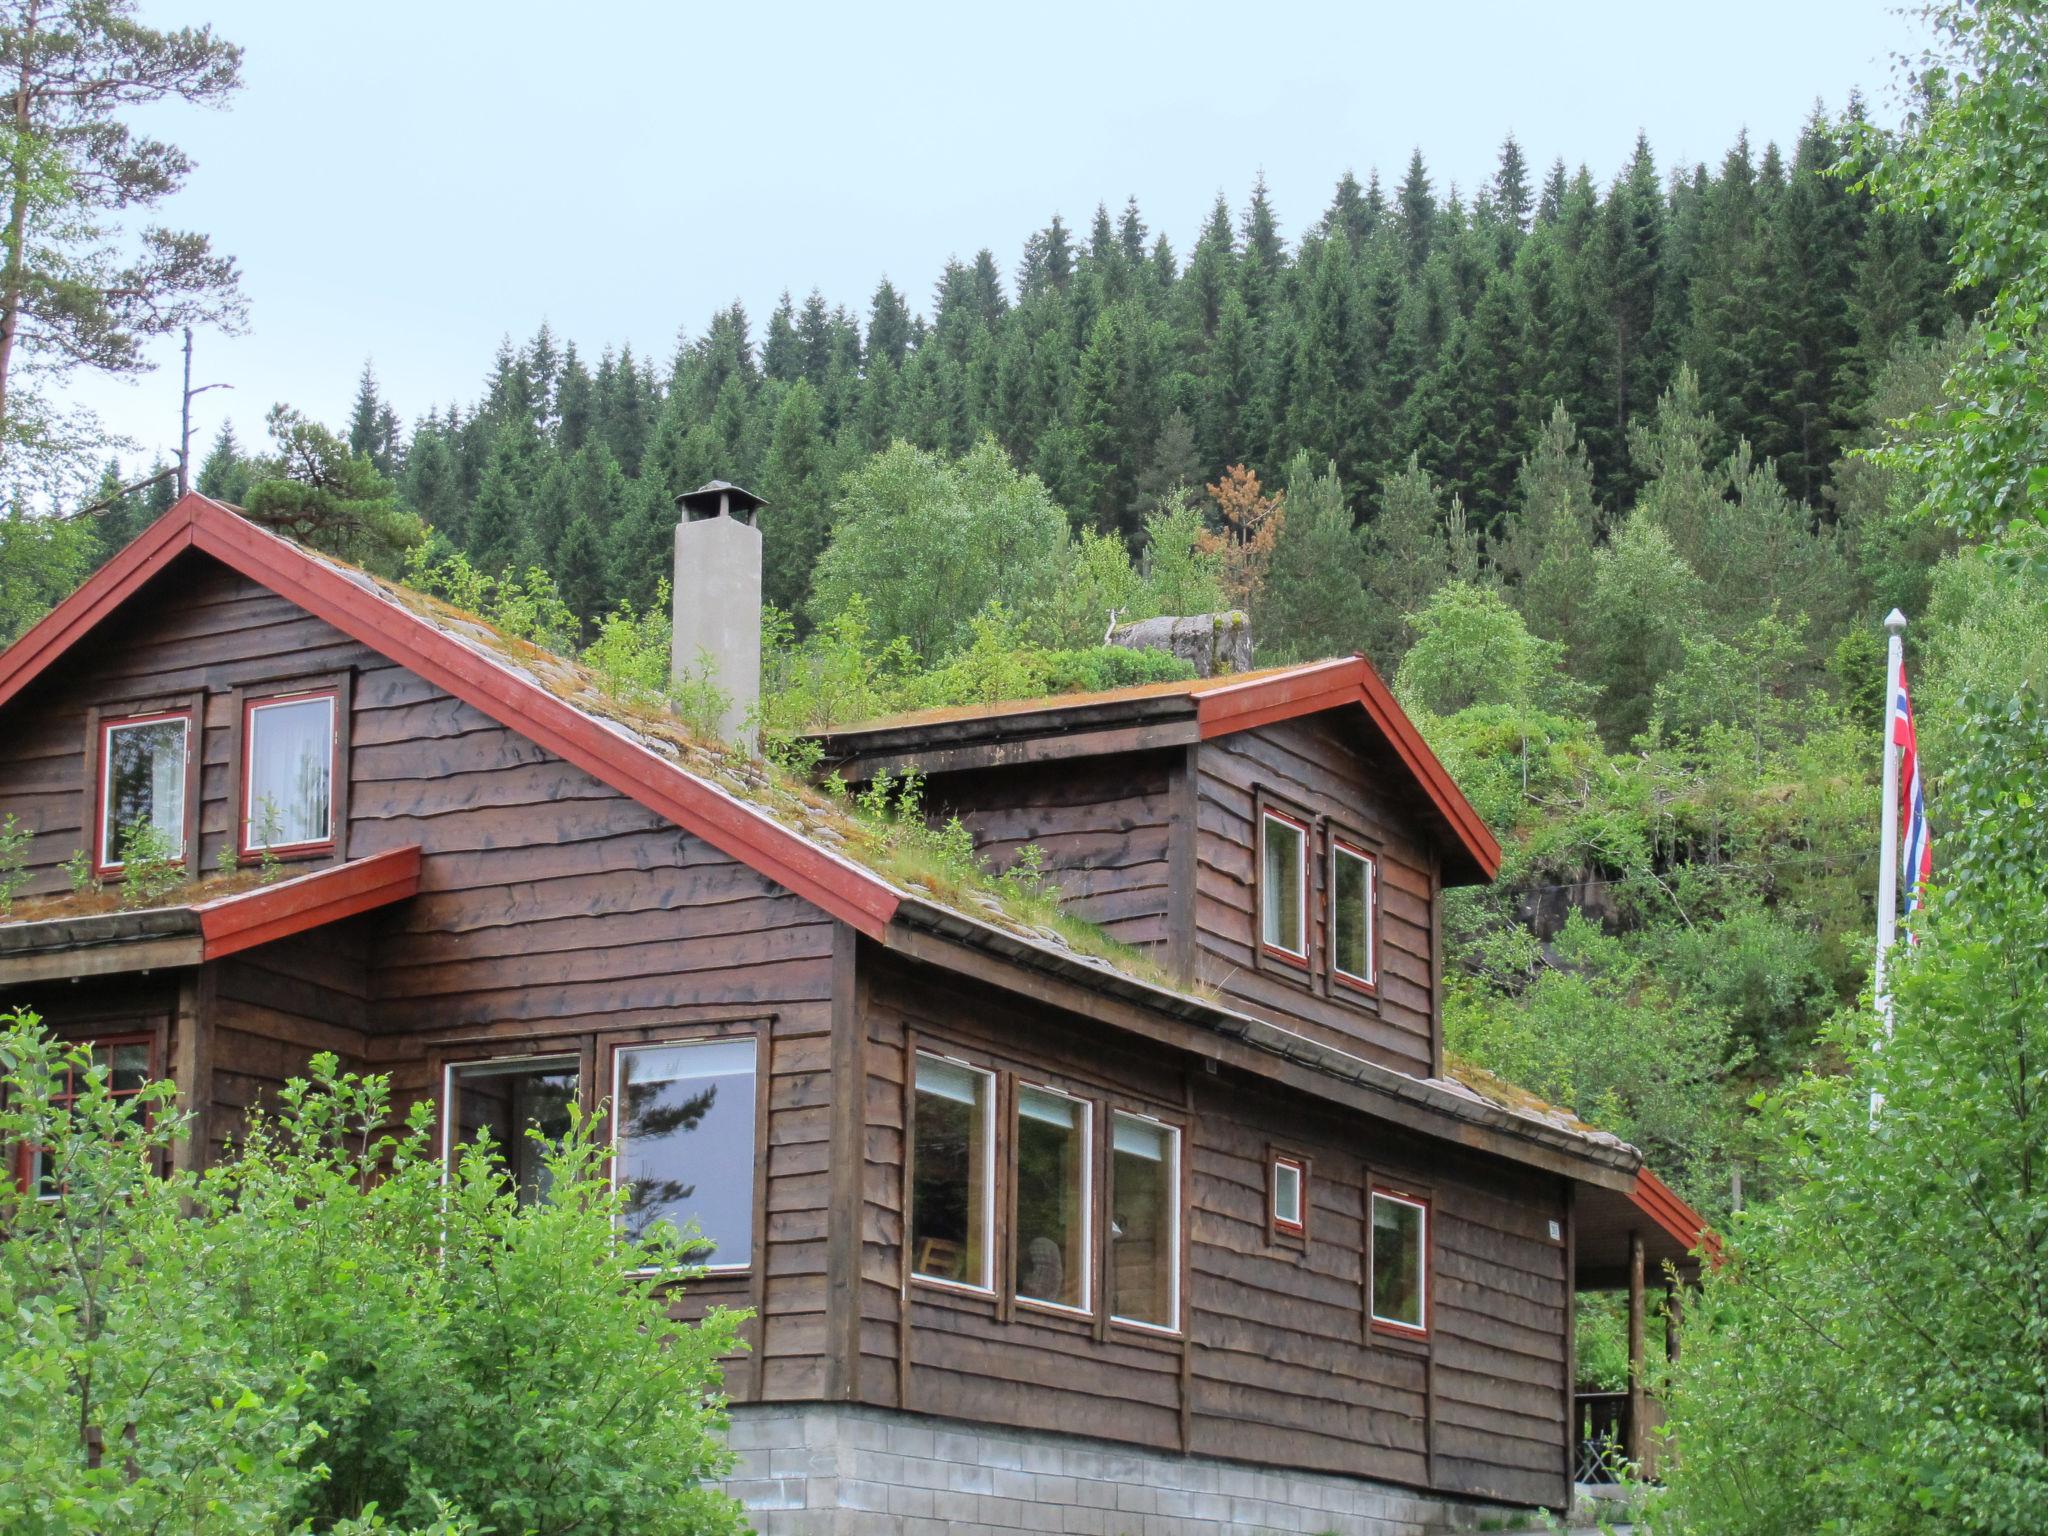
723;1403;1547;1535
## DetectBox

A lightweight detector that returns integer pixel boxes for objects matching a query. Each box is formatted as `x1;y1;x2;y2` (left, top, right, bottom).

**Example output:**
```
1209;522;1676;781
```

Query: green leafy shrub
0;812;30;912
116;821;184;908
0;1015;747;1536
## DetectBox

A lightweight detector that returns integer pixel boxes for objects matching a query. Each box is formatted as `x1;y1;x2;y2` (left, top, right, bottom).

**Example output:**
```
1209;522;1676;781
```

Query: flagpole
1874;608;1907;1026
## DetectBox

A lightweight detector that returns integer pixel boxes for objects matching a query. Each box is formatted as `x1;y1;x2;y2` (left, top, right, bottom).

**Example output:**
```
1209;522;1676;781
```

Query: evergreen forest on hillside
55;109;2008;1253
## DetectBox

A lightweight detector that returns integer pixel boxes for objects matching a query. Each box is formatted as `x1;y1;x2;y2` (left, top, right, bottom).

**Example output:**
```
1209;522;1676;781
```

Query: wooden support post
1666;1280;1682;1366
1625;1230;1646;1469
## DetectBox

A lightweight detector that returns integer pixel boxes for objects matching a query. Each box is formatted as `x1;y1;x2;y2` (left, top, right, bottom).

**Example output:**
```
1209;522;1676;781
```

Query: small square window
1259;809;1308;961
1371;1189;1429;1335
911;1054;996;1291
97;713;189;874
1330;841;1377;992
242;691;336;855
1272;1156;1306;1235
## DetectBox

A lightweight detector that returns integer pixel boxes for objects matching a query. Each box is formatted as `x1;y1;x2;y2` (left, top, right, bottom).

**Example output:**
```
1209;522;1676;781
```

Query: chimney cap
677;480;767;524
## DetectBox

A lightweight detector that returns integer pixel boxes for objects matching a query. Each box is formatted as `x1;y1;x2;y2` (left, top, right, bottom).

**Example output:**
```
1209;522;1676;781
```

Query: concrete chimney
673;480;765;751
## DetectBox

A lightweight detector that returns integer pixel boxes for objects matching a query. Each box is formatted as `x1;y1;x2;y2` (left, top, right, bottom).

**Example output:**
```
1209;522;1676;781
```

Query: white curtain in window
248;697;333;847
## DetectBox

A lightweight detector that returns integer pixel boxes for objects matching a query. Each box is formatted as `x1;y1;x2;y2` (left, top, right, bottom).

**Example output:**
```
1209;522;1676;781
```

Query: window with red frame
1271;1155;1306;1236
19;1036;153;1197
1259;809;1309;962
1330;840;1378;993
241;690;336;855
96;711;190;875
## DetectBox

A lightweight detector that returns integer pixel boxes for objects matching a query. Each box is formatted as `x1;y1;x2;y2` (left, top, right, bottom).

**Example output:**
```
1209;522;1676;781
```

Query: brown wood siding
0;552;837;1401
1195;716;1439;1076
920;751;1179;950
858;947;1569;1509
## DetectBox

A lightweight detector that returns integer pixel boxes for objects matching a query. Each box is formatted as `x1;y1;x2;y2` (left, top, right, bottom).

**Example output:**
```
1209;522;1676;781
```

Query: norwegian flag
1893;657;1932;923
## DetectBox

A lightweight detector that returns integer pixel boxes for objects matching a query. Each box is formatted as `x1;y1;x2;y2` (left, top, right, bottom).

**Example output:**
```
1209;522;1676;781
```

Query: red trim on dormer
0;496;902;940
1630;1166;1723;1268
1195;656;1502;883
194;844;422;959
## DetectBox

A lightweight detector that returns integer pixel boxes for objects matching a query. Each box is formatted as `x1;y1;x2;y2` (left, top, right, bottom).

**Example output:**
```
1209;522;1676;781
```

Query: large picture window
1259;808;1308;962
242;691;336;854
910;1054;994;1291
445;1055;579;1207
1013;1085;1090;1312
97;713;189;874
1110;1112;1179;1331
1371;1189;1429;1335
612;1038;756;1268
1330;839;1378;992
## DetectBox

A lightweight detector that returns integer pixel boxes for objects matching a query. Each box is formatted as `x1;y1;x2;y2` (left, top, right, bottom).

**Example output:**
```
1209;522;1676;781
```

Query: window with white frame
1271;1155;1306;1235
445;1055;579;1206
1370;1189;1429;1334
242;691;336;853
612;1038;757;1267
97;712;189;872
1110;1112;1180;1330
1259;809;1308;960
1330;839;1378;991
910;1054;995;1290
1014;1085;1090;1311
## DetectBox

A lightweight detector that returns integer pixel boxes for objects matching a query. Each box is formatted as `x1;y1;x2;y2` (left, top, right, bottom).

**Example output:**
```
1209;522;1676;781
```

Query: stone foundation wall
724;1403;1546;1536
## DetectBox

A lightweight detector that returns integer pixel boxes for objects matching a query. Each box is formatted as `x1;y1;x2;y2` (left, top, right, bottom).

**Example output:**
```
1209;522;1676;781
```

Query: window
21;1036;153;1197
910;1054;995;1291
1014;1085;1090;1312
612;1039;756;1267
1330;840;1378;992
1271;1155;1306;1236
1259;809;1308;961
1110;1112;1179;1330
1371;1189;1429;1334
242;691;336;854
97;712;189;873
445;1056;579;1206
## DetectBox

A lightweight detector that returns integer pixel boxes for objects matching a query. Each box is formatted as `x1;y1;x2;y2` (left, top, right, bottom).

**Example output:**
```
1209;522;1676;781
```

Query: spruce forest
68;100;2032;1386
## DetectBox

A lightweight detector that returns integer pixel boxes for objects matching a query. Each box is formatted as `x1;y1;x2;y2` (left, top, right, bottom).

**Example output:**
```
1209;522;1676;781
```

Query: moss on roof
2;866;275;926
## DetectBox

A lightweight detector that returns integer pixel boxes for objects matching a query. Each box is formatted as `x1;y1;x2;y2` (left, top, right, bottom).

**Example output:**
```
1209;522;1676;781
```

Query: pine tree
1496;402;1599;652
868;279;912;369
763;292;802;383
348;362;386;464
1494;133;1533;234
195;422;251;503
758;379;836;614
1397;149;1435;273
1259;451;1370;662
1360;454;1456;667
554;512;606;628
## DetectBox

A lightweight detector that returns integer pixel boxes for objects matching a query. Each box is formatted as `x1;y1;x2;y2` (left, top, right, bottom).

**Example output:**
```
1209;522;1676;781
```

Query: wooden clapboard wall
854;947;1571;1510
1194;713;1441;1078
0;554;839;1400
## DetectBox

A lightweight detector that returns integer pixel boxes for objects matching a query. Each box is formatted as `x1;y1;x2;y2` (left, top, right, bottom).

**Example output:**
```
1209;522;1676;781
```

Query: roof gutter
887;895;1641;1187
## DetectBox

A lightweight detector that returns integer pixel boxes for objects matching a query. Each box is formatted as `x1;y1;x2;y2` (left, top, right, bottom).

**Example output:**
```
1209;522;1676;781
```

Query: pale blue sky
77;0;1928;470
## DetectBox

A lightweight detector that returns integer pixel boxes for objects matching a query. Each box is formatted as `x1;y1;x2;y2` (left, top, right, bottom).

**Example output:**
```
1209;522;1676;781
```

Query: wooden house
0;492;1707;1535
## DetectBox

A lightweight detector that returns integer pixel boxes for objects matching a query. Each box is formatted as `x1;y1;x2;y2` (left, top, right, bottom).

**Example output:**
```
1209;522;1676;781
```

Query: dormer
807;657;1501;1080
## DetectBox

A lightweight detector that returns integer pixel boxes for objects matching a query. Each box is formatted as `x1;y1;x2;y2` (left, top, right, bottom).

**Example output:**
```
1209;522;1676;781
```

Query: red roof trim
1630;1167;1723;1267
0;506;197;714
3;497;901;940
195;845;423;960
1194;655;1503;882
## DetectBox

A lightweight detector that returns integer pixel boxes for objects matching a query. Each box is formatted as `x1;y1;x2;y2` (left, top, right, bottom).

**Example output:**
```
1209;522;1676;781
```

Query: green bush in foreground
0;1023;745;1536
